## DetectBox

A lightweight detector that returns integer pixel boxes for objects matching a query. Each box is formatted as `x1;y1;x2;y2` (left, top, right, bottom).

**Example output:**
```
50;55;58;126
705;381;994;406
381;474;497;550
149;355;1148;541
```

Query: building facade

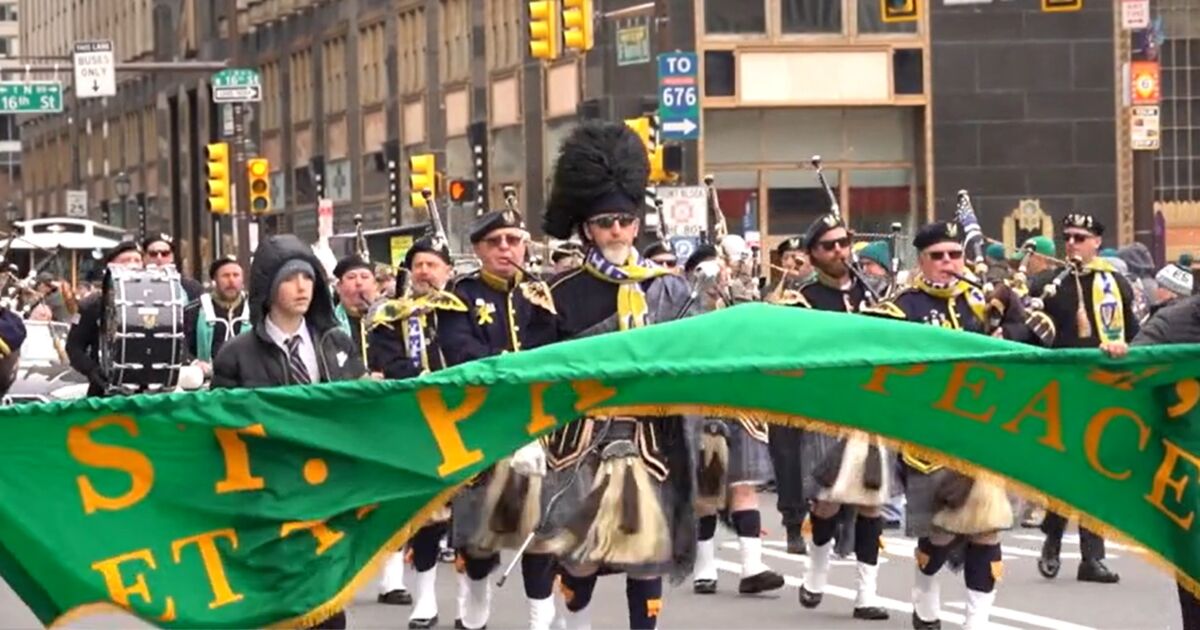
15;0;1154;279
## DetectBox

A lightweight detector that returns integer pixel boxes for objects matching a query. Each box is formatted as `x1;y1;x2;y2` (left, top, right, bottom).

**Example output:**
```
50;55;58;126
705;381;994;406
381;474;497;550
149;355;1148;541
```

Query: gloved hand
510;440;546;477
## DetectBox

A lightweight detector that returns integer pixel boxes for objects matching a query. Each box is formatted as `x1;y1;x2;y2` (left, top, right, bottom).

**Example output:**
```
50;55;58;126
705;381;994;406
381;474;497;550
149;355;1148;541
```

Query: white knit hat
1156;263;1193;297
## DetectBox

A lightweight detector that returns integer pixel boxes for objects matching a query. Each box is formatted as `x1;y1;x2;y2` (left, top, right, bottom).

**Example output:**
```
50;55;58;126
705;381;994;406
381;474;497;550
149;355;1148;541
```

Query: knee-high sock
912;537;952;623
964;543;1002;630
732;509;768;577
409;560;439;622
522;554;557;630
626;577;663;630
803;526;834;595
560;573;597;630
695;514;718;581
459;553;497;630
379;551;407;594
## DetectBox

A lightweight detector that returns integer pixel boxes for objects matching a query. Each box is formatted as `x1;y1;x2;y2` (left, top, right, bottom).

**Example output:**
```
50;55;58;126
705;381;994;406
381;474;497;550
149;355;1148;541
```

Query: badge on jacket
336;351;348;367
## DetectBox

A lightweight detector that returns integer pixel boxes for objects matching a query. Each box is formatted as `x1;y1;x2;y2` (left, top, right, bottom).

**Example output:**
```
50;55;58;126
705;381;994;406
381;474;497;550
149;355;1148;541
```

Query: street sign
212;68;262;103
1122;0;1150;30
657;52;700;141
0;82;63;113
1131;105;1161;151
317;198;334;240
670;236;699;261
658;185;707;236
616;25;651;66
65;190;88;218
72;40;116;99
1131;61;1160;105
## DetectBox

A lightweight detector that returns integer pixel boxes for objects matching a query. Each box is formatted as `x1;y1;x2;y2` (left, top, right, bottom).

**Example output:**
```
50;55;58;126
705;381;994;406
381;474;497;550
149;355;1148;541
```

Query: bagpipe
811;155;897;306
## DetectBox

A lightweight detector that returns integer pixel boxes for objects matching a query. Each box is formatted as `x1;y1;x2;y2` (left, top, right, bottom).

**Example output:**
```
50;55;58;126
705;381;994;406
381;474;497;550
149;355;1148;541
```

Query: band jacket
65;293;106;396
335;302;369;366
211;235;365;389
542;267;696;479
438;269;557;366
795;273;869;313
1029;265;1140;348
366;307;448;380
865;278;1037;472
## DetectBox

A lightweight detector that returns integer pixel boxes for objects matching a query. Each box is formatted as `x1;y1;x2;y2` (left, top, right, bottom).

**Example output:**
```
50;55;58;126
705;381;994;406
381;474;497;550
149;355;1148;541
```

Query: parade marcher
642;241;678;270
1153;255;1193;315
211;233;365;629
142;234;203;301
527;119;698;630
787;214;890;622
435;208;558;630
0;306;26;396
332;254;379;366
1030;213;1137;586
183;255;249;377
866;221;1043;630
550;240;585;274
682;245;784;599
65;239;143;397
364;236;463;624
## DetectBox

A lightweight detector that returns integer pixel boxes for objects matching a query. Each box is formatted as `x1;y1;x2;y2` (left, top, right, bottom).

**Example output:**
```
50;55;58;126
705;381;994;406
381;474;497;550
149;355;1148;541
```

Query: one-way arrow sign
72;40;116;99
662;119;698;135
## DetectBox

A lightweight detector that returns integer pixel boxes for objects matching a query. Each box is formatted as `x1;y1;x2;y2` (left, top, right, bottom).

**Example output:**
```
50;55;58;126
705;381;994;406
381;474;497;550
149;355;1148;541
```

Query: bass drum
100;265;188;394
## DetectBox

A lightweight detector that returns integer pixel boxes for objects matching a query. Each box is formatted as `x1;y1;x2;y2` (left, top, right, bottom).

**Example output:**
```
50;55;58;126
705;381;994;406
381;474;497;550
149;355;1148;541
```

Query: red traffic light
448;179;477;202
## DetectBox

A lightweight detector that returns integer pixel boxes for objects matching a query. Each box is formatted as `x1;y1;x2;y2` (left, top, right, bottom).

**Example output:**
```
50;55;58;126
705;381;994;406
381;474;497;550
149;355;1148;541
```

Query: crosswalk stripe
1010;533;1145;553
881;537;1117;561
943;601;1095;630
711;559;1027;630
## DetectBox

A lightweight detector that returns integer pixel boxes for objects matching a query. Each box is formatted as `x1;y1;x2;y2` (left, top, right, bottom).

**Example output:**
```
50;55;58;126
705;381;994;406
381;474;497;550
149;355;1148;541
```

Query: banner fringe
593;402;1200;603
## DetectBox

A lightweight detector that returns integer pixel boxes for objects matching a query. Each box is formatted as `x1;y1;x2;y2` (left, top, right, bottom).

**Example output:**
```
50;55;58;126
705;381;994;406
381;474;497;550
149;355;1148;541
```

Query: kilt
449;468;493;551
903;464;1016;539
690;417;772;486
800;431;900;505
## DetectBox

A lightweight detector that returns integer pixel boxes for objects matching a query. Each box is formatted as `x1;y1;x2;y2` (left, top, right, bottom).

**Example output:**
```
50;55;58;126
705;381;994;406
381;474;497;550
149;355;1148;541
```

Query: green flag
1;303;1198;627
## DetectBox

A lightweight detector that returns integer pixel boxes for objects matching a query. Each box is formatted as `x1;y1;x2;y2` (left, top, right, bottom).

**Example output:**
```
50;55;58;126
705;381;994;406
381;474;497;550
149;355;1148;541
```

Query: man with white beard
517;119;699;629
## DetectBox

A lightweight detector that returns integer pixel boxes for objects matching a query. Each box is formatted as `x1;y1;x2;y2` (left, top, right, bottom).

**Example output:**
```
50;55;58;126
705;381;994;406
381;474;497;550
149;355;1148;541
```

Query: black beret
104;239;141;265
642;241;674;260
470;208;527;244
913;221;963;251
776;236;804;256
551;241;584;263
804;214;847;250
402;236;452;270
1063;213;1104;236
333;255;371;279
0;309;25;358
208;254;240;279
142;233;174;252
684;244;719;274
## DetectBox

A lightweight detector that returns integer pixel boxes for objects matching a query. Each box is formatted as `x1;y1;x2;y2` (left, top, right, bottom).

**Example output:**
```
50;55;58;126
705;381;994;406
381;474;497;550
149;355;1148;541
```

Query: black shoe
693;578;717;594
453;621;486;630
1038;539;1061;579
378;589;412;605
439;548;456;563
786;525;807;555
911;611;941;629
798;585;822;609
882;520;901;530
853;606;890;620
408;616;438;629
739;570;784;594
1077;559;1120;583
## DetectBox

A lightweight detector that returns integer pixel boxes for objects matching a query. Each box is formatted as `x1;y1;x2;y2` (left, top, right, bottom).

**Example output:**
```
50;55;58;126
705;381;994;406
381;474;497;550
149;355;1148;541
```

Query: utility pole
225;0;252;270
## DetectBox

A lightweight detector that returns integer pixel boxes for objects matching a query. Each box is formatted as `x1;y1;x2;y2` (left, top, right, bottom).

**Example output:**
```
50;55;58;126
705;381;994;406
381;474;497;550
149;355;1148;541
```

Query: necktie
286;335;311;384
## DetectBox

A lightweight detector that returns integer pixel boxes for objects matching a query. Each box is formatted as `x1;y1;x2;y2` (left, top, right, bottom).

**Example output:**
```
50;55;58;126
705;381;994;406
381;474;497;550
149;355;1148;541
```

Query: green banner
1;303;1198;628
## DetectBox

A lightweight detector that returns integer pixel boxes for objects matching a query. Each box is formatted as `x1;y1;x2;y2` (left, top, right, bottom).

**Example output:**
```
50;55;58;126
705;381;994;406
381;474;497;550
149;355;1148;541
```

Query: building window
290;50;313;123
359;23;386;106
398;8;426;95
323;37;347;114
704;50;736;97
0;37;13;56
262;62;281;131
857;0;917;34
440;0;470;83
0;5;18;21
705;0;766;34
781;0;842;34
487;0;520;71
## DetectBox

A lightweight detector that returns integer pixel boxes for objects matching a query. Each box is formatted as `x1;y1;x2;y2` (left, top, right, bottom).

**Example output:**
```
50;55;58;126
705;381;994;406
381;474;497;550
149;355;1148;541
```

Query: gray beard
599;243;632;265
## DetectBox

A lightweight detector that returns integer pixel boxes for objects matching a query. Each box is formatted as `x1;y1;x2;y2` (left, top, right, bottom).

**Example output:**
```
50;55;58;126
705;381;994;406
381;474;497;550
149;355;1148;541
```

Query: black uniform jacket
1029;261;1140;348
438;269;557;366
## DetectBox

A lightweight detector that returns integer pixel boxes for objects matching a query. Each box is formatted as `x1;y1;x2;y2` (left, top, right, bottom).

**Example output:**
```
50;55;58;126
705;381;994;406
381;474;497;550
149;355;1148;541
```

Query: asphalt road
0;504;1184;629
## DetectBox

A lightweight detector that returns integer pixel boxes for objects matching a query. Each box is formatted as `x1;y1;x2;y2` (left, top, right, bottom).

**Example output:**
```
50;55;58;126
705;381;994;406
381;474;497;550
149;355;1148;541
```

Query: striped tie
286;335;311;384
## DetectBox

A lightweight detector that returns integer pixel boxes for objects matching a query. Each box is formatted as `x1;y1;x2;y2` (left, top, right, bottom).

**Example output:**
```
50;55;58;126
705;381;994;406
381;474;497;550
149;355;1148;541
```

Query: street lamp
113;172;132;234
4;202;18;226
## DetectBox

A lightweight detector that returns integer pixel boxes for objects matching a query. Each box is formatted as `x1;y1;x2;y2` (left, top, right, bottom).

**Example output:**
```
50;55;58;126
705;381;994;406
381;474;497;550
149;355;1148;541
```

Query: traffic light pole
226;0;253;271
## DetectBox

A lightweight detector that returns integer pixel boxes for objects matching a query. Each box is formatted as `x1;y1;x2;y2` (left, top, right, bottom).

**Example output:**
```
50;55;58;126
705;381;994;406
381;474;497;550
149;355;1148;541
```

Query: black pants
310;611;346;629
768;424;807;527
1041;511;1105;560
1179;582;1200;630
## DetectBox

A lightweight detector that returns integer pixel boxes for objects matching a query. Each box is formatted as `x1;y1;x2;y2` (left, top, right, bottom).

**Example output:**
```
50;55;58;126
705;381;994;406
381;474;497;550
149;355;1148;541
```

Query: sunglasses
484;234;525;248
816;237;850;251
1064;233;1092;243
656;259;678;268
588;214;637;229
146;249;172;257
926;250;964;261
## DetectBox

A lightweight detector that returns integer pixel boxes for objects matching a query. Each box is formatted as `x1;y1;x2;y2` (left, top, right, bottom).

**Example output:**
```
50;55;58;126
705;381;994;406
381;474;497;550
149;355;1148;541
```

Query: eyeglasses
146;249;172;258
656;259;678;268
816;237;851;251
484;234;525;248
1064;233;1092;243
588;214;637;229
926;250;964;261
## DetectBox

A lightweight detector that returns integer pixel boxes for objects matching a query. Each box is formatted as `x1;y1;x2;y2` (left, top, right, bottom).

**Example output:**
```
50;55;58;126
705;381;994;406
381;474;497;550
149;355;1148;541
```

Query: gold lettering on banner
1144;439;1200;531
170;528;243;609
527;383;558;435
214;424;267;494
570;380;618;412
1168;379;1200;419
1000;380;1066;452
415;386;487;477
932;362;1004;423
1087;366;1167;391
90;548;175;618
1084;408;1151;481
68;415;155;514
280;520;346;555
861;364;928;395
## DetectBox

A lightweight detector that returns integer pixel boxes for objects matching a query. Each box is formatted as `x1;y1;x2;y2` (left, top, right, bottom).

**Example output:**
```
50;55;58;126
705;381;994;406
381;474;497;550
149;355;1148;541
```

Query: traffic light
1041;0;1081;11
562;0;593;53
205;142;231;215
246;158;271;215
881;0;919;22
409;153;436;209
529;0;560;61
624;116;652;151
448;179;478;203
